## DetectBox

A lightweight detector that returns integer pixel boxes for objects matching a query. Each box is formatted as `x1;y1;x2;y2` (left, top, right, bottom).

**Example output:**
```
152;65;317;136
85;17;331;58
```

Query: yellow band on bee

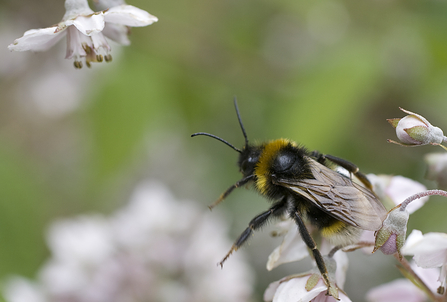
255;139;296;194
321;220;346;238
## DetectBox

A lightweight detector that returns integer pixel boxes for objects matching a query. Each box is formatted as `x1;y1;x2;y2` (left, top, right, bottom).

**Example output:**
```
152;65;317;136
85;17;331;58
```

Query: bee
191;99;387;297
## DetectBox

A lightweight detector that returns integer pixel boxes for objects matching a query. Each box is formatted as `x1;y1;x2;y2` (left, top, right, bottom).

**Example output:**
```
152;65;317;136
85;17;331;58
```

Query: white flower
93;0;154;45
8;0;158;68
267;219;309;271
367;174;428;213
401;229;447;291
3;181;254;302
265;231;350;302
425;152;447;190
365;263;440;302
264;275;352;302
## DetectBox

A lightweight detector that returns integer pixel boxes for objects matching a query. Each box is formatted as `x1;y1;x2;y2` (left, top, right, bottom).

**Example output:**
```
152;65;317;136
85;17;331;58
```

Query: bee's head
238;144;263;177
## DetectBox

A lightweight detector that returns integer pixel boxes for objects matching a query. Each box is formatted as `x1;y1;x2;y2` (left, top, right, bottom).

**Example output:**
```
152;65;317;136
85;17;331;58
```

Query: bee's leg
219;198;287;267
291;208;338;299
209;175;254;210
323;154;373;190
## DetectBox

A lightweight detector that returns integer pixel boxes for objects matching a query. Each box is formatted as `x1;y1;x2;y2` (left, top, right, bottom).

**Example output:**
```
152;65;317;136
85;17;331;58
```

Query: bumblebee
192;99;387;297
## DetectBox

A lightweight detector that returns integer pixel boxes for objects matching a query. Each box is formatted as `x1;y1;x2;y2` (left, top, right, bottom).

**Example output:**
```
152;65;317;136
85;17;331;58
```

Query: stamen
74;61;83;69
96;54;103;62
81;43;92;54
105;54;112;62
86;61;92;68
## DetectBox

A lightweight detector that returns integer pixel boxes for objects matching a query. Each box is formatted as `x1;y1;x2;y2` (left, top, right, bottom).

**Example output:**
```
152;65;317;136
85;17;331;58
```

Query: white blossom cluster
3;181;254;302
8;0;158;68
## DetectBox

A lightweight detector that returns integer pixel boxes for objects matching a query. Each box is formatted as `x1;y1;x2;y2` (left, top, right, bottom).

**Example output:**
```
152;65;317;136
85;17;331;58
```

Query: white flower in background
8;0;158;68
425;152;447;190
401;229;447;292
92;0;148;45
367;174;428;213
3;181;253;302
366;263;440;302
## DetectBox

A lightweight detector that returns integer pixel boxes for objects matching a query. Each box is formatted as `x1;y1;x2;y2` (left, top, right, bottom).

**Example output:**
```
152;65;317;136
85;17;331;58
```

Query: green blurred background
1;0;447;300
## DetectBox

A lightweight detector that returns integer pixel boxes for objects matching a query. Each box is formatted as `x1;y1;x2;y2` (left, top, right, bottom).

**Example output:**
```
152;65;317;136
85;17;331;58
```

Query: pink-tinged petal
264;280;281;301
272;278;327;302
401;230;424;253
71;14;105;36
65;26;89;59
8;27;65;52
386;176;427;213
333;250;348;290
403;231;447;256
267;225;308;271
102;23;130;45
90;32;111;52
403;230;447;269
399;108;433;127
366;279;426;302
104;5;158;27
414;249;447;268
313;290;352;302
413;264;442;293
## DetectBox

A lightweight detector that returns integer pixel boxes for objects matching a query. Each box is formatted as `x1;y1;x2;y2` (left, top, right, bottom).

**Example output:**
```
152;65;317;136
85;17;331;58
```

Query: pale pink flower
265;236;349;302
366;263;440;302
401;229;447;291
8;0;157;68
367;174;428;213
3;181;253;302
264;275;351;302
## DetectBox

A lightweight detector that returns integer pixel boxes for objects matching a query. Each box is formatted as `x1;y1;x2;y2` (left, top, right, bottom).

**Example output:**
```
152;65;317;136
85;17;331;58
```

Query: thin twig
394;254;441;302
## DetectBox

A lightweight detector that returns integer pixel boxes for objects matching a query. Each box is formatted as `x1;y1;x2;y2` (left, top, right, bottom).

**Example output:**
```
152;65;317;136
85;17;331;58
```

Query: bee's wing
275;158;387;231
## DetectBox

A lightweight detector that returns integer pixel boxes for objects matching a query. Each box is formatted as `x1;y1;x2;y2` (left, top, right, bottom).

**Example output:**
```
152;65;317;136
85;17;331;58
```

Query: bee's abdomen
306;205;361;245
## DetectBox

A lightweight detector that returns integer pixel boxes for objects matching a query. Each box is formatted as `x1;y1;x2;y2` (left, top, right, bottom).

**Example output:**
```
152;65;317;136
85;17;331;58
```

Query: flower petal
402;230;447;268
8;27;65;52
366;279;426;302
273;277;327;302
104;5;158;27
386;176;428;213
102;23;130;45
264;280;281;301
267;224;308;271
65;26;89;59
70;13;105;36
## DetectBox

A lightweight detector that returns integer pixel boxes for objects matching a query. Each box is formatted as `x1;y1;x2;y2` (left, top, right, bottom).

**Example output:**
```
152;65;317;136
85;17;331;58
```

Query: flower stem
394;254;442;302
400;190;447;211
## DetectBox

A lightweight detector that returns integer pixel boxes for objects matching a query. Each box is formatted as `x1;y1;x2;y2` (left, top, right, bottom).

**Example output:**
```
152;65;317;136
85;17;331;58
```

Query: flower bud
387;108;446;148
373;205;409;258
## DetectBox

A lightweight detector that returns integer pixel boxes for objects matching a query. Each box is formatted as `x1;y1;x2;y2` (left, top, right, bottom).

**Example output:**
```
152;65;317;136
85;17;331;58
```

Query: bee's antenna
191;132;242;153
233;97;249;146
